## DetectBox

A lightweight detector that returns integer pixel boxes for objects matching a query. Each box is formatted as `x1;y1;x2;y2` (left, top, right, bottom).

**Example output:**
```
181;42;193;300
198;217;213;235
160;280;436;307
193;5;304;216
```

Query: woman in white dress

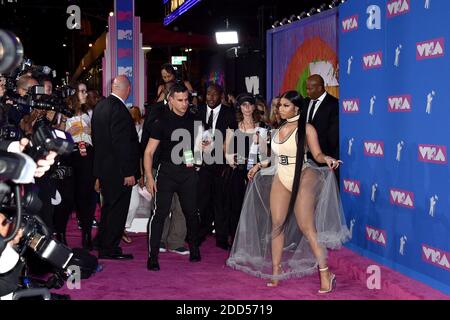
226;90;350;293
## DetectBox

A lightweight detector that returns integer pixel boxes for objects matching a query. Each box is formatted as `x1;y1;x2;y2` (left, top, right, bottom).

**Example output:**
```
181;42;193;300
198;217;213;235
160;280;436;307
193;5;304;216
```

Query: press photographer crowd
0;30;100;300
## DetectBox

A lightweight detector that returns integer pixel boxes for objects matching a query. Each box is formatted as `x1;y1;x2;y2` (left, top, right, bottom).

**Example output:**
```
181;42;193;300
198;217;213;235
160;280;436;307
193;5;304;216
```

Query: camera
23;117;74;162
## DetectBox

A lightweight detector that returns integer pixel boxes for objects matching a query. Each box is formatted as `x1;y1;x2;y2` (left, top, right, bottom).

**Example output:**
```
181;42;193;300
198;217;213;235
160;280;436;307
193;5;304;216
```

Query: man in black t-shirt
143;83;202;271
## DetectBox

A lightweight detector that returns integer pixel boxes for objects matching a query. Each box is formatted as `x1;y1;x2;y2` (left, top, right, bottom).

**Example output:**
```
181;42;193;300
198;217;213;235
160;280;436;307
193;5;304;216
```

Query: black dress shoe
98;253;134;260
147;257;160;271
189;247;201;262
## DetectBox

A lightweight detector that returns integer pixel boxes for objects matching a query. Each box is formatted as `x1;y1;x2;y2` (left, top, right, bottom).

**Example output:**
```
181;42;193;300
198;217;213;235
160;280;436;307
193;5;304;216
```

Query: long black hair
278;90;307;232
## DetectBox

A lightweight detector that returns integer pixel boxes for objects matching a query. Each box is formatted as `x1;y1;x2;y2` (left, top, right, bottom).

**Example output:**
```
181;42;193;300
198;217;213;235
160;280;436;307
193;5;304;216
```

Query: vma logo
387;0;410;18
363;52;382;69
390;188;414;209
342;99;360;113
342;15;358;32
388;95;412;112
422;245;450;271
416;38;445;60
364;141;384;157
366;226;387;246
343;179;361;195
418;144;447;164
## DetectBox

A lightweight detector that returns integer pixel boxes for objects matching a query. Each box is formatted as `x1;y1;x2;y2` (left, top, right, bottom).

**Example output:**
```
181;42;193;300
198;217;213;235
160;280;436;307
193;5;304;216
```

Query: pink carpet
55;216;449;300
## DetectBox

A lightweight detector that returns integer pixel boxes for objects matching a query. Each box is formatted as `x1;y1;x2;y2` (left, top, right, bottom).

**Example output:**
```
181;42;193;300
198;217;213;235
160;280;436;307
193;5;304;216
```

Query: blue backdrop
339;0;450;294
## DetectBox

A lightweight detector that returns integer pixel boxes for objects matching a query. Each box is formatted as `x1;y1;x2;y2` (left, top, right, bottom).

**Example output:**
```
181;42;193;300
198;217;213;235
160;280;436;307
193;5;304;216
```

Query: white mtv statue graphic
348;138;354;156
429;195;438;217
399;236;407;256
350;219;356;238
426;91;436;114
118;66;133;78
308;61;339;86
425;0;431;9
118;29;132;40
396;141;404;162
394;45;402;67
347;56;353;75
371;183;378;202
369;95;376;115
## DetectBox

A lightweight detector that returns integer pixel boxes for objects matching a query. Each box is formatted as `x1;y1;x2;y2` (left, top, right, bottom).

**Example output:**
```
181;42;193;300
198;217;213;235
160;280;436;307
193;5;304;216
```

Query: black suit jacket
92;95;140;180
196;104;237;166
307;93;339;163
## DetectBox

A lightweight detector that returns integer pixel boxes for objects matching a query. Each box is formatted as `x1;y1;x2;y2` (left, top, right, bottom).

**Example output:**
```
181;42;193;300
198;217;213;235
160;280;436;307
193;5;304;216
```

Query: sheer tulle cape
226;161;351;281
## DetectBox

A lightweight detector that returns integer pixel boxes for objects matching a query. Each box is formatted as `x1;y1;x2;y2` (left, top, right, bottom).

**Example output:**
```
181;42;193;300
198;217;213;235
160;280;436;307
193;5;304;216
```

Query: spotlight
109;12;114;17
215;18;239;45
281;18;289;25
297;12;307;19
329;0;339;8
62;43;67;47
215;31;239;45
273;20;280;27
317;3;327;12
289;14;297;23
307;8;317;17
88;43;93;47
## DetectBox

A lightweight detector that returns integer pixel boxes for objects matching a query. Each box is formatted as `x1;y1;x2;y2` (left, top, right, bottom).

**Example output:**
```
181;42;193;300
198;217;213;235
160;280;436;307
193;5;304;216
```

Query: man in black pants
144;83;201;271
92;75;140;260
196;84;237;250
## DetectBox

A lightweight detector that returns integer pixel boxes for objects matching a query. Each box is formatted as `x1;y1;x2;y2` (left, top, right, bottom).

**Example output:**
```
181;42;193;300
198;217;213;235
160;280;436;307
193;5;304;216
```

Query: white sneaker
159;243;167;253
169;247;190;255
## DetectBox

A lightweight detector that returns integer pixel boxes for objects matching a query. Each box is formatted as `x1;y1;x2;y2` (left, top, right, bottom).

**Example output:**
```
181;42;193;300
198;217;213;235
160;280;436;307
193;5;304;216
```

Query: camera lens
0;30;24;74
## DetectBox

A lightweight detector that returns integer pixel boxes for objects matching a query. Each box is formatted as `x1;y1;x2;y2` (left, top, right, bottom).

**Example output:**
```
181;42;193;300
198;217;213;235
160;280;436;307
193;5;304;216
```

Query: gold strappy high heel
318;266;336;294
267;264;282;287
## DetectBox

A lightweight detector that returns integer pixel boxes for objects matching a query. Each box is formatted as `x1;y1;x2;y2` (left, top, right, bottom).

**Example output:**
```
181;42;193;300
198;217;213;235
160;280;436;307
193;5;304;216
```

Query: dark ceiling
0;0;329;80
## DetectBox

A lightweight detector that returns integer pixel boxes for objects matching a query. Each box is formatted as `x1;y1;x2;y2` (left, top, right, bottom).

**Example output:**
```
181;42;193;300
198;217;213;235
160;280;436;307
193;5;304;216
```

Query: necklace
287;114;300;123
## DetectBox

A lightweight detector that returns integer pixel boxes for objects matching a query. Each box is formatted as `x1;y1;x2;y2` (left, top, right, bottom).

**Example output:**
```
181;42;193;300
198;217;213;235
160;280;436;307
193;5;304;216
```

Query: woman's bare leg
268;174;291;285
294;169;333;291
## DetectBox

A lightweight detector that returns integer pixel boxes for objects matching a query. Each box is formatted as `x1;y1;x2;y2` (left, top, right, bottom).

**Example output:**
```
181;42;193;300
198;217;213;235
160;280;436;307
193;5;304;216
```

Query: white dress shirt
306;91;328;122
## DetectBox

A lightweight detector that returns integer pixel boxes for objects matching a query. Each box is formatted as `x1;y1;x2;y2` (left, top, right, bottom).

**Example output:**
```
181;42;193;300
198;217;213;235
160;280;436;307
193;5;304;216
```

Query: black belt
279;155;296;165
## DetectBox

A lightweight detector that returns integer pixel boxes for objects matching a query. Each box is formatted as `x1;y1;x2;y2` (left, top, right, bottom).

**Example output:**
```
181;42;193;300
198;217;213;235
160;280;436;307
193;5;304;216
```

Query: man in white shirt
305;74;339;165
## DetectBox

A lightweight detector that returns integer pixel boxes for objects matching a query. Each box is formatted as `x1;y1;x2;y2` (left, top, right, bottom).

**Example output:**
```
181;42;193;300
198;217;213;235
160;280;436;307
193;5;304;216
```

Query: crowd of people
0;63;349;297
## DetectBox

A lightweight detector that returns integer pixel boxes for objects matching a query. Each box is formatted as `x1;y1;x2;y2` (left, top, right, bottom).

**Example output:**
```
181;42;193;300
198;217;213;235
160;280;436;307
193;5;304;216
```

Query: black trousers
197;165;228;243
148;163;199;256
225;166;248;240
34;174;55;232
97;172;132;255
53;146;97;234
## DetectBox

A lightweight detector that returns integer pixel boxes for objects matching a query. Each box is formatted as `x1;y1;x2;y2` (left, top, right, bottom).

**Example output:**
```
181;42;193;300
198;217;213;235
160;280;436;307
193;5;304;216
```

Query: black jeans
148;163;199;256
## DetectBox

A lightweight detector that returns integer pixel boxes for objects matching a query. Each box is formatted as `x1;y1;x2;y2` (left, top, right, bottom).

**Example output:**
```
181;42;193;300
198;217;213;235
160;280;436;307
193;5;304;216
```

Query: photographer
0;213;24;300
0;140;57;300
